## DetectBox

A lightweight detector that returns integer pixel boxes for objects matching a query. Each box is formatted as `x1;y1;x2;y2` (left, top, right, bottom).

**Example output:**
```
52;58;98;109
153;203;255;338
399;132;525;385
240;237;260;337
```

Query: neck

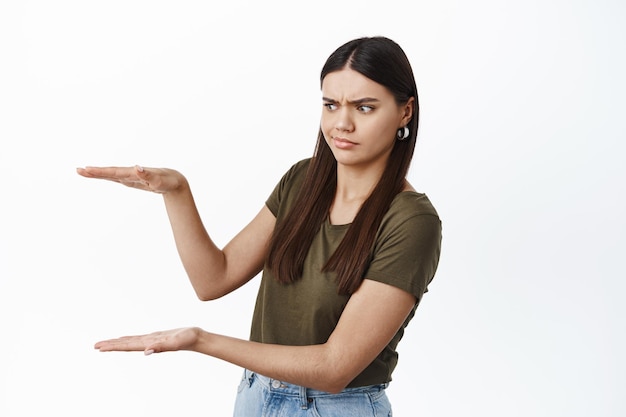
328;162;385;225
335;162;384;204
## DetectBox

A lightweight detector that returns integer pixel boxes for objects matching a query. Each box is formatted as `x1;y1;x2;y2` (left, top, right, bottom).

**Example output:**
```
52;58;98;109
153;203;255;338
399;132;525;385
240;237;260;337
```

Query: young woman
77;36;442;416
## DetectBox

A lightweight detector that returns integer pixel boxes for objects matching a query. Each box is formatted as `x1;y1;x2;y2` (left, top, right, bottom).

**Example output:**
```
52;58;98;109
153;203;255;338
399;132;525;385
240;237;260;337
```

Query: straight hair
266;37;419;295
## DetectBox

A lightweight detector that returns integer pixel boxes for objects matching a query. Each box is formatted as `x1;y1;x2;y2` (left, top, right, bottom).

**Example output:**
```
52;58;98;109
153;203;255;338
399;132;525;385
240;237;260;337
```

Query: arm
76;165;275;300
162;183;275;300
94;279;416;393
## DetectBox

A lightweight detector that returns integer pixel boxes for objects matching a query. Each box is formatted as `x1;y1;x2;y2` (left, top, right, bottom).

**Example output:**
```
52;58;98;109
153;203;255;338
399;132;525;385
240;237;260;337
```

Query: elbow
196;293;215;302
320;374;353;394
316;359;358;394
324;384;348;395
194;287;227;302
314;345;369;393
195;290;223;302
191;275;231;301
295;355;352;394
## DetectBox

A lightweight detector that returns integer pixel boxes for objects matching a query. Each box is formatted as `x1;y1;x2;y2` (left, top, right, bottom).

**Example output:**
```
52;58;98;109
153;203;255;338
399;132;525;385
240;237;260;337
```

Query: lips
332;137;357;149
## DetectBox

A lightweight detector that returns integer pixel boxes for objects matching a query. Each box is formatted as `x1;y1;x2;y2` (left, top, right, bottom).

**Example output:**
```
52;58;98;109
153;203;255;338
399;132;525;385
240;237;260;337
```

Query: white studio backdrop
1;1;624;416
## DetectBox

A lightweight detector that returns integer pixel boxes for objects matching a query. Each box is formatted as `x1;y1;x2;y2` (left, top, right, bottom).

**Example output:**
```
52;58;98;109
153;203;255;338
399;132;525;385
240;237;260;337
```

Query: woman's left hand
95;327;203;355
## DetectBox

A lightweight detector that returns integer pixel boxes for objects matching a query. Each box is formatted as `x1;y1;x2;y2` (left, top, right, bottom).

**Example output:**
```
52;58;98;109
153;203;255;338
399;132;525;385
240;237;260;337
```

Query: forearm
193;330;358;394
162;182;227;300
77;165;268;299
95;282;414;393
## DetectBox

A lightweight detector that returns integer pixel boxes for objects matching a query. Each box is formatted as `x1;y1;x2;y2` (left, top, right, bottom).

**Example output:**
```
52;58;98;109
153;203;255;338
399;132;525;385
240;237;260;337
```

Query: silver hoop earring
397;126;409;141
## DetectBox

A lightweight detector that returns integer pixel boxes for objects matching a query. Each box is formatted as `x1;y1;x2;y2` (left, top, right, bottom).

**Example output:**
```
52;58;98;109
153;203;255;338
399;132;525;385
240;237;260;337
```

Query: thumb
135;165;147;177
134;165;154;188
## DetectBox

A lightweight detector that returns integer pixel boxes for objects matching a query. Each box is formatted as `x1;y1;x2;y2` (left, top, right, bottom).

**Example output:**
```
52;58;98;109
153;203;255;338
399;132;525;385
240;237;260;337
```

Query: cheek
363;118;395;141
378;114;402;138
320;116;332;139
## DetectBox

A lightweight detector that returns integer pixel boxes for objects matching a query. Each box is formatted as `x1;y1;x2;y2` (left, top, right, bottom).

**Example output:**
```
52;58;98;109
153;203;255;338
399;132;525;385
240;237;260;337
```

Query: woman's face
320;67;413;171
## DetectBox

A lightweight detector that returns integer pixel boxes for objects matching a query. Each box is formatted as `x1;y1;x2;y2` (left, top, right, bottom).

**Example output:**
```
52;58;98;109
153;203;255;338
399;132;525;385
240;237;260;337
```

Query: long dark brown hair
266;36;419;295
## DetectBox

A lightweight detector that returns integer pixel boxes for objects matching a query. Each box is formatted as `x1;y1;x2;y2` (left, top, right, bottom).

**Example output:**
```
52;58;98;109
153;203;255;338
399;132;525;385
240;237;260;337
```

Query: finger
144;342;163;355
133;165;154;187
77;166;138;182
133;166;174;193
143;338;174;355
78;166;156;192
94;336;148;352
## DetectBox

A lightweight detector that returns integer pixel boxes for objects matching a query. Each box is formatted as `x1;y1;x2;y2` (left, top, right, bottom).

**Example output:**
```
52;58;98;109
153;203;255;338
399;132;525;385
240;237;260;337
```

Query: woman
77;36;442;416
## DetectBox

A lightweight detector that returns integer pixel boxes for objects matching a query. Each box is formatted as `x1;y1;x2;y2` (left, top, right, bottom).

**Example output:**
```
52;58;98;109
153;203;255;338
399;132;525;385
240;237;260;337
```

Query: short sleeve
365;194;442;302
265;158;311;217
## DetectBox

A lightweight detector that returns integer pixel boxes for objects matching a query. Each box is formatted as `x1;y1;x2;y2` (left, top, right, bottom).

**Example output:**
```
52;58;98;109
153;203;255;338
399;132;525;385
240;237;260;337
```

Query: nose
334;107;354;133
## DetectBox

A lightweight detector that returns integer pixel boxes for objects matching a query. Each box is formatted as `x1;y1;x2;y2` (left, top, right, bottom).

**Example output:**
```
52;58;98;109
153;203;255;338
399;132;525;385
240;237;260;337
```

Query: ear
399;96;415;127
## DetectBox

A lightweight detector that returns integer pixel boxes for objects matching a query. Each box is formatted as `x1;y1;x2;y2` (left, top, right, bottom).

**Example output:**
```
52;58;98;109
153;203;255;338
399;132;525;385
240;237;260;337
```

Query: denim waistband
243;368;388;398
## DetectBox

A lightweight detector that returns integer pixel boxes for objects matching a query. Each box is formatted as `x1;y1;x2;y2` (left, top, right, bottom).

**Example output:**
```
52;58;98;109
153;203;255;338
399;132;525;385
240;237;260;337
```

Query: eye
358;105;374;113
324;103;338;111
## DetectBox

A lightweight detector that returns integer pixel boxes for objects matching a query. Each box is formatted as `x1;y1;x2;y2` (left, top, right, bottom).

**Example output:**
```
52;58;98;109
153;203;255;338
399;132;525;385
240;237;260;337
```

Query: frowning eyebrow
322;97;380;105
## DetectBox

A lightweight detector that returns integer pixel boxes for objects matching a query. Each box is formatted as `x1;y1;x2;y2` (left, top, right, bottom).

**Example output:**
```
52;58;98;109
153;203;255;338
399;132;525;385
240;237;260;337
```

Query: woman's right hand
76;165;186;194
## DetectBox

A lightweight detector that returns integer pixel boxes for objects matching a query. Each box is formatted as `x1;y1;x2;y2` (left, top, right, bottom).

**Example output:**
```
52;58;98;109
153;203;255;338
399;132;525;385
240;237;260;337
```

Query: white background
1;1;624;416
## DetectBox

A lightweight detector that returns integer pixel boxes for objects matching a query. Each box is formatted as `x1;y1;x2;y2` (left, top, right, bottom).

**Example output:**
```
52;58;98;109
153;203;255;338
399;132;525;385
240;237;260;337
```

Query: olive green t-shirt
250;158;442;388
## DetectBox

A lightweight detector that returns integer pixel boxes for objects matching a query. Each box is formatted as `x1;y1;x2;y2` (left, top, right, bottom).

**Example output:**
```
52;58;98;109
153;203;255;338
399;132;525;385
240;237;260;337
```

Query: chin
333;154;366;167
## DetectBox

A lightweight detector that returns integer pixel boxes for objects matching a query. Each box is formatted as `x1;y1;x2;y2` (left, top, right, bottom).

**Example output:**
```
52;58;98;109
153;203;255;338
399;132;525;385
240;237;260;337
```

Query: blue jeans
233;369;393;417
